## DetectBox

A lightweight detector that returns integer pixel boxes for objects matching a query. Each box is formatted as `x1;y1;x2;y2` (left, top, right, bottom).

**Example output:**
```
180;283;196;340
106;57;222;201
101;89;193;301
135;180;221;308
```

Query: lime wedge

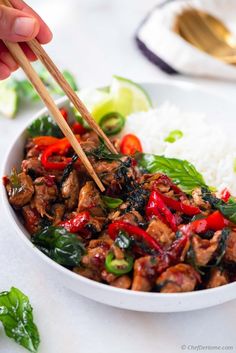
110;75;152;116
72;77;152;125
0;79;19;118
74;88;114;123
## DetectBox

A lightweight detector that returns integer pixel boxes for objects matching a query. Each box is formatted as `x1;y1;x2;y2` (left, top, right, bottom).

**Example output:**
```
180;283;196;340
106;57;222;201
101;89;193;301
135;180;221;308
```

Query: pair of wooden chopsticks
1;0;118;192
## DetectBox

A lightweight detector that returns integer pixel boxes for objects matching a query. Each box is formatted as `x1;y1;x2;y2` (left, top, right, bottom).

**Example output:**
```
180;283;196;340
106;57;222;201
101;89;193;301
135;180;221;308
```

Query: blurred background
26;0;164;86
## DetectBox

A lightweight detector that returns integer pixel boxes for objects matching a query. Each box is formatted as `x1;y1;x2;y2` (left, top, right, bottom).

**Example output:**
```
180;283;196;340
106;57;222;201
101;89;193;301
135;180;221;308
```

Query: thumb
0;5;39;42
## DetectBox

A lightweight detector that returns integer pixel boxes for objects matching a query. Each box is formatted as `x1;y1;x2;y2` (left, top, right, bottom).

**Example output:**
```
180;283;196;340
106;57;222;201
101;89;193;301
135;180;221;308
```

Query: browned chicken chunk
147;218;175;248
61;170;79;210
132;256;158;291
31;176;57;218
207;268;229;289
110;275;132;289
192;187;210;210
78;181;105;217
6;171;34;208
156;263;199;293
22;205;41;235
192;231;221;266
52;203;65;225
224;231;236;262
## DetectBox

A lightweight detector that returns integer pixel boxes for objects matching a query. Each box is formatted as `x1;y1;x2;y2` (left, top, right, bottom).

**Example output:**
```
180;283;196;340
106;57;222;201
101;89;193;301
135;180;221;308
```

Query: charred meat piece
192;231;221;266
31;176;58;218
115;210;144;226
21;158;45;178
132;256;158;291
146;218;175;248
81;238;113;275
22;205;41;235
52;203;65;225
78;181;105;217
61;170;79;211
94;157;137;193
192;187;210;210
80;131;100;153
156;263;199;293
224;231;236;262
84;216;106;237
110;275;132;289
6;171;34;208
73;266;102;282
207;268;229;289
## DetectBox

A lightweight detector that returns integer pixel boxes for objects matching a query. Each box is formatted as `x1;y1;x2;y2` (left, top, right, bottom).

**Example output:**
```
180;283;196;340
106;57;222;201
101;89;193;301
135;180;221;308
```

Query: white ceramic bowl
2;81;236;312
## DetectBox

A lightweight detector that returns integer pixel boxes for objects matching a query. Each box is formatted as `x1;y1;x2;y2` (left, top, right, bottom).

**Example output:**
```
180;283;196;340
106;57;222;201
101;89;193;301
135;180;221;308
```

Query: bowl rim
2;80;236;302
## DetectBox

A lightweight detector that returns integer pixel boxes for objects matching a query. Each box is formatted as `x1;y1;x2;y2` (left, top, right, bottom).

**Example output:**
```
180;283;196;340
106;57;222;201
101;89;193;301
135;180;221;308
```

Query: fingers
0;61;10;79
0;5;40;42
9;0;52;44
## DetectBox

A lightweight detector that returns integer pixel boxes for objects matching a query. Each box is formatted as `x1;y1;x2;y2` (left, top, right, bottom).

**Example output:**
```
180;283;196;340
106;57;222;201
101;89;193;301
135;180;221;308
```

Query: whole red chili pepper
146;190;177;231
59;211;90;233
108;221;163;254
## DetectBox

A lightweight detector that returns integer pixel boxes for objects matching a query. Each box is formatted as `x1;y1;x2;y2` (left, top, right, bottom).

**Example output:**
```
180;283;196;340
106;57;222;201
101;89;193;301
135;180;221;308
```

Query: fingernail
13;17;36;37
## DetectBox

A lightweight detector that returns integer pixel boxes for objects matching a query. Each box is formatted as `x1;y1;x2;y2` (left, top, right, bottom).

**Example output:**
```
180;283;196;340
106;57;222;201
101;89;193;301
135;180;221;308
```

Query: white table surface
0;1;236;352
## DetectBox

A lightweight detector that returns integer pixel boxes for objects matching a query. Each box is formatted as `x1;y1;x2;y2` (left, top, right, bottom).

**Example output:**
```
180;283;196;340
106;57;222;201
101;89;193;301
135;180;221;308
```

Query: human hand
0;0;52;79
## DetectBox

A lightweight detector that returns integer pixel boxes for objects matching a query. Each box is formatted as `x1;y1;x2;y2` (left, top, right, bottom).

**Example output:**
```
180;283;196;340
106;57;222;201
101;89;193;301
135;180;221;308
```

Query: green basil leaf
136;153;206;194
0;287;40;353
33;226;85;267
102;196;123;209
27;115;63;137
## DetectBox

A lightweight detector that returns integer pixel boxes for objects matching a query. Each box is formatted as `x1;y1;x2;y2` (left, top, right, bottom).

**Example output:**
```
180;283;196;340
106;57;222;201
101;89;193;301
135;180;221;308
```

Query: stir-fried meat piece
31;176;58;218
80;131;100;153
207;268;229;289
140;173;170;193
132;256;157;291
110;275;132;289
81;238;113;273
61;170;79;211
146;218;175;248
78;181;105;217
52;203;65;225
85;216;106;236
192;187;210;210
21;158;45;178
224;231;236;262
114;210;143;226
94;157;137;192
22;205;41;235
120;187;149;214
101;270;117;283
6;172;34;208
156;264;199;293
192;231;221;266
73;267;102;282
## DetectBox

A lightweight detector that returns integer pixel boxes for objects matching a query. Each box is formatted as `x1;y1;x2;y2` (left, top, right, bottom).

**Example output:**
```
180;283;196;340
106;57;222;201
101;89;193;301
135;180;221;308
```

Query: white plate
2;80;236;312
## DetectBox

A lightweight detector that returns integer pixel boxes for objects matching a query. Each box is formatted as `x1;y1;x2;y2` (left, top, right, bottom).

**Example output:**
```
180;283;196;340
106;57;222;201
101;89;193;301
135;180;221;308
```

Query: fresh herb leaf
9;168;23;196
102;196;123;209
88;139;122;161
60;154;78;186
33;226;85;267
27;115;63;138
164;130;183;143
215;228;230;266
202;187;236;223
0;287;40;353
136;153;206;194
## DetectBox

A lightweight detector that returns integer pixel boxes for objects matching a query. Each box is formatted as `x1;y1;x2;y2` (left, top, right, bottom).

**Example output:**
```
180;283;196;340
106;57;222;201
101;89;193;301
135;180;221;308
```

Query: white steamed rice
123;102;236;194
